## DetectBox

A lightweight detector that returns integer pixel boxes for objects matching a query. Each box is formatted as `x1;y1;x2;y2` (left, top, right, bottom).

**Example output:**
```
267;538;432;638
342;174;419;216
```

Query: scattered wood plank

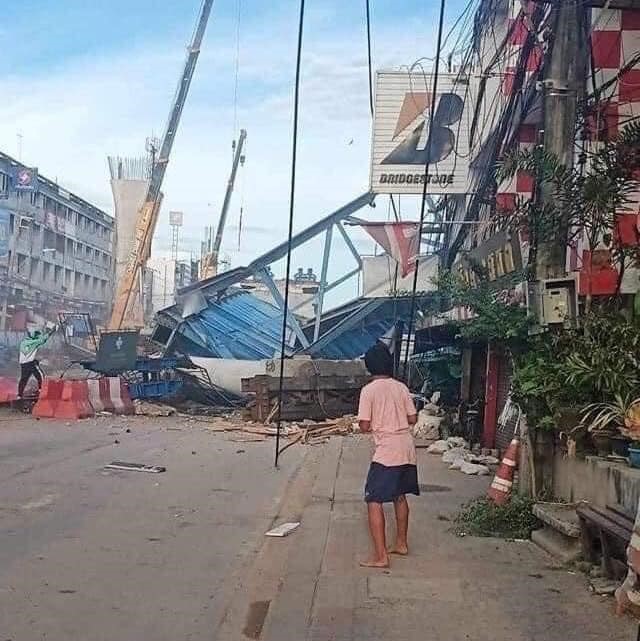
104;462;166;474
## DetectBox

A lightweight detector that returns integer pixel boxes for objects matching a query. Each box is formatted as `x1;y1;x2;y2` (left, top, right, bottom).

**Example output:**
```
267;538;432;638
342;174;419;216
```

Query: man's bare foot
359;556;390;568
387;544;408;556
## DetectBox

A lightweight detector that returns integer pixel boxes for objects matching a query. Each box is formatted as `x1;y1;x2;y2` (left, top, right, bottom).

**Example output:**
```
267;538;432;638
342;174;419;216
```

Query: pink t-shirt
357;377;417;467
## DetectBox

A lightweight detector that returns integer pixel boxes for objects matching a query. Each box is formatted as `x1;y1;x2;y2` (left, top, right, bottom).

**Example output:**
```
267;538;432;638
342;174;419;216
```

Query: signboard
370;70;470;195
12;166;38;191
455;230;523;287
96;330;139;373
169;211;184;226
60;312;95;339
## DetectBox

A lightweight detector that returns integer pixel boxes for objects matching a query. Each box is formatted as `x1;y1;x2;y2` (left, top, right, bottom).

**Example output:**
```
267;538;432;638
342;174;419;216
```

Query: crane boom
109;0;215;330
200;128;247;280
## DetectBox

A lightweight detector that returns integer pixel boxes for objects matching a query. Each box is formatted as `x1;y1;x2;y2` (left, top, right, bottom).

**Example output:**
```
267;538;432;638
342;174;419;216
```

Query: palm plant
579;394;640;436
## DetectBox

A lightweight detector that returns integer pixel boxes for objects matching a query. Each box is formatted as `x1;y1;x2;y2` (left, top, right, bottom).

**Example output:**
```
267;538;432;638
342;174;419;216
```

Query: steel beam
255;267;310;348
336;222;363;268
179;192;376;296
324;267;361;294
314;225;334;342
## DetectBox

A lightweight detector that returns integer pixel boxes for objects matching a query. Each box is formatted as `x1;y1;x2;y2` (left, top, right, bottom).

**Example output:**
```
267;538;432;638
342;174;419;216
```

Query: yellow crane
109;0;214;330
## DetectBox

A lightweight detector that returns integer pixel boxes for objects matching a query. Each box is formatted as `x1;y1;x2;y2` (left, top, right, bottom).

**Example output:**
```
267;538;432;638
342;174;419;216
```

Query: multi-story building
147;257;197;316
416;0;640;452
0;151;115;328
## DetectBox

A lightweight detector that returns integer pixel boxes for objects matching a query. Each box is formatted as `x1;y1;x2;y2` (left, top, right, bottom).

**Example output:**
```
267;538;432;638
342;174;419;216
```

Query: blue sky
0;0;469;303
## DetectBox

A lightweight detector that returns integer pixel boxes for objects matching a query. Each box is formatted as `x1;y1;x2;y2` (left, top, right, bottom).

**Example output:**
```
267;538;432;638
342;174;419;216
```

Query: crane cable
402;0;448;383
274;0;306;468
232;0;242;141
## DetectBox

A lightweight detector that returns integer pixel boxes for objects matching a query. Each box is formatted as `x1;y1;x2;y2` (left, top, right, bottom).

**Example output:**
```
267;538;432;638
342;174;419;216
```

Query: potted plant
579;395;640;460
629;441;640;469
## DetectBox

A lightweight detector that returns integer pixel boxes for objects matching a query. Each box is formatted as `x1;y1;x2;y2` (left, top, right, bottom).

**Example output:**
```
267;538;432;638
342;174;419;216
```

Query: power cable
274;0;305;468
365;0;374;117
402;0;448;384
232;0;242;141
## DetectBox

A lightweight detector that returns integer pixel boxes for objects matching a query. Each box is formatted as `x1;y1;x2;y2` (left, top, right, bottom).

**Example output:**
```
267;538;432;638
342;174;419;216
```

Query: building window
30;191;38;206
0;172;9;193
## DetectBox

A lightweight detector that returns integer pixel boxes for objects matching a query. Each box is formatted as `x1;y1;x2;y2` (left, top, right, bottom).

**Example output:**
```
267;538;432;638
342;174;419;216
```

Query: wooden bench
576;503;634;580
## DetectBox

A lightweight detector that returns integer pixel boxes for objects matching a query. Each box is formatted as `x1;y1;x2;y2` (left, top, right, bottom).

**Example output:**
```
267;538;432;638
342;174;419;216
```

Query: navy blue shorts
364;462;420;503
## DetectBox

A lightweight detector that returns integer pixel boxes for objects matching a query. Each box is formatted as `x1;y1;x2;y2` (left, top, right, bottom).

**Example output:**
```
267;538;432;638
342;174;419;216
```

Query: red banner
359;222;420;277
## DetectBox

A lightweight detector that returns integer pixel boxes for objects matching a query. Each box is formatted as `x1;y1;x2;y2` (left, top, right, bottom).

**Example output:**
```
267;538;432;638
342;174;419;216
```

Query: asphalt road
0;414;305;641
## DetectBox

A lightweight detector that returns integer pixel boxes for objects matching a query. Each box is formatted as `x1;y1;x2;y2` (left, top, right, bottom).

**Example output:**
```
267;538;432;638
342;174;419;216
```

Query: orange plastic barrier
54;380;94;420
0;377;18;403
32;378;64;418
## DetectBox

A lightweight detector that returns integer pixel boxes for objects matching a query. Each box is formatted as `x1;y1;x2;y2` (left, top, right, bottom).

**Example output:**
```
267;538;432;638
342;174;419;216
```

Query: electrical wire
446;1;548;267
232;0;242;141
365;0;374;118
274;0;305;468
402;0;447;383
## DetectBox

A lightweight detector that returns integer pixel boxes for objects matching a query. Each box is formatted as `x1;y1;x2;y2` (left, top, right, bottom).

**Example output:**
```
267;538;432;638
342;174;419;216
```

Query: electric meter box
542;287;571;324
540;277;578;326
527;276;578;327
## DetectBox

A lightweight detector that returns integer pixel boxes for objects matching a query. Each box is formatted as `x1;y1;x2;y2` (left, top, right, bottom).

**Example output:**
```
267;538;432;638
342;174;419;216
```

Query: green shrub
454;495;539;540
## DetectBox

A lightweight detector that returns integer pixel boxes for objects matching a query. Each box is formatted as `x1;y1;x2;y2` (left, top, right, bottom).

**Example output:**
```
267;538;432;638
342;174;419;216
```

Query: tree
495;122;640;308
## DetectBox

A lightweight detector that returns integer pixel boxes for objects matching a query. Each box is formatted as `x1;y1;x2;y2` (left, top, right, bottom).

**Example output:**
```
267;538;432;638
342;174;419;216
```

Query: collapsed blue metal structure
152;192;438;361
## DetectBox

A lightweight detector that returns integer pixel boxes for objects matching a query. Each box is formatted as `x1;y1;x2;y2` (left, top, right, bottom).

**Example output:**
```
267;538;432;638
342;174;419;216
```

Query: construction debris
242;362;369;422
134;400;176;417
426;437;499;476
104;462;166;473
265;522;300;537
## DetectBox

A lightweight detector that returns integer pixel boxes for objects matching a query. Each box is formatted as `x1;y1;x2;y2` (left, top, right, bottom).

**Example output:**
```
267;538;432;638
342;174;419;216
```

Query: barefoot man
358;342;420;568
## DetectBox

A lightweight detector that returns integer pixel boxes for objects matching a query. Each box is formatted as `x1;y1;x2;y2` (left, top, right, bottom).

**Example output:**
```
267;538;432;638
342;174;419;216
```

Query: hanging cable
232;0;242;141
275;0;306;468
402;0;447;384
365;0;374;117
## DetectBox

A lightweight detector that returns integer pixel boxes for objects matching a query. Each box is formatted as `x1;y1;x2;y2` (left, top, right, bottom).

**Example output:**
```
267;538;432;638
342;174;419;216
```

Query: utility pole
533;0;587;499
536;0;585;279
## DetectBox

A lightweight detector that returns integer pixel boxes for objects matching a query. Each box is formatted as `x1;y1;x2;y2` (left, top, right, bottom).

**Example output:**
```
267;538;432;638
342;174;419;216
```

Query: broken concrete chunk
472;455;501;466
460;461;490;475
412;411;444;438
449;457;468;471
426;440;450;455
442;447;471;464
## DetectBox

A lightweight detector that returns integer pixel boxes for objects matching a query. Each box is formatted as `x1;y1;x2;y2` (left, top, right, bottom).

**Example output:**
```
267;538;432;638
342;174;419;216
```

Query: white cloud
0;9;437;307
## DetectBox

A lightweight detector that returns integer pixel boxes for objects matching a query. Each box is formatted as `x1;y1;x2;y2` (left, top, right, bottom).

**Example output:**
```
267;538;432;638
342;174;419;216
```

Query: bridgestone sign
370;70;471;195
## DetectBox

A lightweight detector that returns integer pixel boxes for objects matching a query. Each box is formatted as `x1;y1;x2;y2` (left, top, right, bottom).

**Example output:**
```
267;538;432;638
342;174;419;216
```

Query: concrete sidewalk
258;436;636;641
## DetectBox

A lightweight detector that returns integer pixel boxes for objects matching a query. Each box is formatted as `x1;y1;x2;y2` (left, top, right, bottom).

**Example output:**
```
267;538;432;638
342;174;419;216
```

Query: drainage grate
419;484;451;493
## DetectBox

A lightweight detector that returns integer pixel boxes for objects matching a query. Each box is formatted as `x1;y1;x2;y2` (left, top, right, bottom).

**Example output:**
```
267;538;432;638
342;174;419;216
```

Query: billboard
11;166;38;191
169;211;184;226
370;70;470;195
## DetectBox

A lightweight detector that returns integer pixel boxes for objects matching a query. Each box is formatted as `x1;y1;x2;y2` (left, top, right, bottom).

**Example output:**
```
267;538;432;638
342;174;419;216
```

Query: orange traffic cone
487;437;519;506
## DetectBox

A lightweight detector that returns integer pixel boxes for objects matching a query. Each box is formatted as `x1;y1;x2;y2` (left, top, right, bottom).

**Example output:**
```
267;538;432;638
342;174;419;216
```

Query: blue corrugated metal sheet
167;290;291;360
156;288;437;362
299;295;436;360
